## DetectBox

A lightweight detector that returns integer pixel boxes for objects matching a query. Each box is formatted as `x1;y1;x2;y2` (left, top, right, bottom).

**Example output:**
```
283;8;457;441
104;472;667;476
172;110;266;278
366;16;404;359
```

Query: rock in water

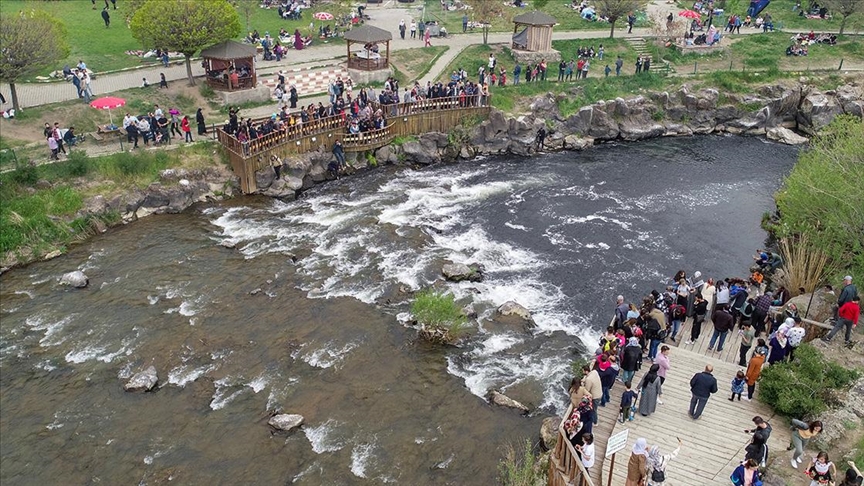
268;414;304;432
766;127;808;145
442;262;483;282
496;301;532;320
60;270;89;288
540;417;561;451
487;390;529;413
124;366;158;392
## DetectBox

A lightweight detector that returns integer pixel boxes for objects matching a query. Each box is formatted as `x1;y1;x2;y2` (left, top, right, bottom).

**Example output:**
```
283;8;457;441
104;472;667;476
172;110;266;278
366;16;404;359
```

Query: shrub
62;151;91;177
10;163;39;186
758;344;859;417
411;289;469;344
498;439;547;486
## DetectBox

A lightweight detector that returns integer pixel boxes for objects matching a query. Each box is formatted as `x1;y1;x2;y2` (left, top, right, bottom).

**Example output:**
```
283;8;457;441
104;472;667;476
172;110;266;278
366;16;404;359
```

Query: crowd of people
561;256;859;484
117;105;205;149
787;30;839;56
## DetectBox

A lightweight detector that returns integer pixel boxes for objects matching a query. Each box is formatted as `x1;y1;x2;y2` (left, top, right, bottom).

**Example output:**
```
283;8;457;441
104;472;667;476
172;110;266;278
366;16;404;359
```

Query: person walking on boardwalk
687;293;709;345
625;438;649;486
688;364;717;420
581;363;602;424
744;340;767;400
647;438;682;486
655;345;671;404
744;416;772;466
730;458;763;486
789;420;823;469
708;304;734;352
620;337;642;385
637;363;662;417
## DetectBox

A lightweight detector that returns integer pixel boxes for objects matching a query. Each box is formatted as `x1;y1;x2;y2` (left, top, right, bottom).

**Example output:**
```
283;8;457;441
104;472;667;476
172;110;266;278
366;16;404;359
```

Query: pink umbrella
678;9;701;19
313;11;334;21
90;96;126;125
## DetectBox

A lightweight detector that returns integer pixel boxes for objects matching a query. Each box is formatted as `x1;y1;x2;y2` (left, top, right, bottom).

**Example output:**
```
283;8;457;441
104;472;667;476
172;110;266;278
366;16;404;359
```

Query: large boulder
487;390;529;413
786;289;835;324
835;84;864;117
442;262;484;282
402;140;440;165
60;271;88;288
268;413;304;432
492;301;537;332
797;91;843;135
262;178;298;200
124;366;158;392
766;127;809;145
255;166;277;191
563;135;594;151
540;417;561;451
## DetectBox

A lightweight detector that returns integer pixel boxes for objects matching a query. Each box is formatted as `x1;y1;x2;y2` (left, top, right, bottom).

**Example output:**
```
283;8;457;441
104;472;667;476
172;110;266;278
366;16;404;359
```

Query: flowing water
0;136;797;485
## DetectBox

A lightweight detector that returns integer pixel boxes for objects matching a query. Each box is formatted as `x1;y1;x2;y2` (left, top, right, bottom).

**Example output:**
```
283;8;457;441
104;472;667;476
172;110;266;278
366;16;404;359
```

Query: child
730;370;746;401
619;381;638;424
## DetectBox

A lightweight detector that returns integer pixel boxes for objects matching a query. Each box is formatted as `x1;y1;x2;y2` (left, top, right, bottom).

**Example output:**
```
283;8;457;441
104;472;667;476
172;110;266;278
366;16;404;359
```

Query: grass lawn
645;32;864;72
391;46;449;84
419;0;650;36
437;38;637;83
675;0;864;33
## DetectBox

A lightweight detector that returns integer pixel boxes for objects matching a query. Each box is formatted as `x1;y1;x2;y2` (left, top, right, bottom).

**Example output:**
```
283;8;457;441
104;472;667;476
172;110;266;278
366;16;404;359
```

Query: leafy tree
466;0;506;44
123;0;148;26
596;0;648;38
822;0;864;34
130;0;242;86
0;9;69;111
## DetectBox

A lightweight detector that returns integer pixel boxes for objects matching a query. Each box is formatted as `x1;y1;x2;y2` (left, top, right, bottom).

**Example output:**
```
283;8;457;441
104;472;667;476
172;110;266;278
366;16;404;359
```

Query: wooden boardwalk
671;316;751;366
592;345;790;486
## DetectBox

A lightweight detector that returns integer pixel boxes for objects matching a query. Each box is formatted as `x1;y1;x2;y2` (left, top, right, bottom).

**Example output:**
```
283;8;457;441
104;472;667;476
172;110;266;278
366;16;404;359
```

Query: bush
62;151;90;177
9;163;39;186
758;344;859;417
498;439;547;486
411;289;469;344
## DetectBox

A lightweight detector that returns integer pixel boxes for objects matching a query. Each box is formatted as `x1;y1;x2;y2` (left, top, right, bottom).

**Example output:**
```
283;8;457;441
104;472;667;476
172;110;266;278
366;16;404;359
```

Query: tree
0;10;70;112
466;0;506;44
130;0;242;86
596;0;648;38
123;0;148;26
234;0;258;32
822;0;864;34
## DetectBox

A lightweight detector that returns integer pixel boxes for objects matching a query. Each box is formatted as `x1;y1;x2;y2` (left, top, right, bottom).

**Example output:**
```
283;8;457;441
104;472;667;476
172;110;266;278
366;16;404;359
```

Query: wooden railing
343;123;395;151
549;404;595;486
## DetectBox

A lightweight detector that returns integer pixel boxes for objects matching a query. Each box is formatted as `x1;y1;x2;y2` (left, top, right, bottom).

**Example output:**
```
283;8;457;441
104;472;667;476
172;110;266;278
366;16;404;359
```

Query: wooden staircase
625;37;675;76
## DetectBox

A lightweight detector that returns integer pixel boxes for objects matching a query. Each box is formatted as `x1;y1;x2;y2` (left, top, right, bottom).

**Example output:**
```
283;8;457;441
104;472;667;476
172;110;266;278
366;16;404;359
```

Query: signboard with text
605;428;630;458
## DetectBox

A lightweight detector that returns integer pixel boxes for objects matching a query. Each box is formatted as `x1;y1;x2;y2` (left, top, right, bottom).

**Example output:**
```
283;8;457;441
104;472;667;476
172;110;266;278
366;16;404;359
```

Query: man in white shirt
122;113;136;129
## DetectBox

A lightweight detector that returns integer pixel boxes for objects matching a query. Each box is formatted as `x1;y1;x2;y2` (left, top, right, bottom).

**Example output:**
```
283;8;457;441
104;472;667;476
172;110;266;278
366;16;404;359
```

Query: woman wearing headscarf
647;438;682;485
767;330;788;365
195;108;206;135
637;364;662;417
626;438;649;486
744;339;768;400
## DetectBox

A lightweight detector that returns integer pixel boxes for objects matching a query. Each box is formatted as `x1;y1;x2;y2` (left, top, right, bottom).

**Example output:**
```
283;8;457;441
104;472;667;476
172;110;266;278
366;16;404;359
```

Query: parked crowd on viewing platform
562;249;859;484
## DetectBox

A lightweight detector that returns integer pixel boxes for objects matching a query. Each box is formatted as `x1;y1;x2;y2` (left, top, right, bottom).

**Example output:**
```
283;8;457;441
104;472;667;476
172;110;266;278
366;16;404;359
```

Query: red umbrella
313;11;334;20
678;9;701;19
90;96;126;126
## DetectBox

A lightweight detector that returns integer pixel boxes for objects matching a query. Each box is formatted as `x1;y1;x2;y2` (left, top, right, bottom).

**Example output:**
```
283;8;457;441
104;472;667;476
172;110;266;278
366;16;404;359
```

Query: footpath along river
0;136;797;485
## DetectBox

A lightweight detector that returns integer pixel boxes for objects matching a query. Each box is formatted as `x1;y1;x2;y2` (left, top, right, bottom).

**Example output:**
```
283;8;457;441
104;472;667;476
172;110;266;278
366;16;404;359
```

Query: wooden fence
549;403;595;486
219;98;490;193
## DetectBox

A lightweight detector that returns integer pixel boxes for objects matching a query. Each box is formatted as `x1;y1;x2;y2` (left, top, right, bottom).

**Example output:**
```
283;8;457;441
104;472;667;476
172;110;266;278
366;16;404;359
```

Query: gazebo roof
513;11;557;26
343;25;393;43
200;40;257;60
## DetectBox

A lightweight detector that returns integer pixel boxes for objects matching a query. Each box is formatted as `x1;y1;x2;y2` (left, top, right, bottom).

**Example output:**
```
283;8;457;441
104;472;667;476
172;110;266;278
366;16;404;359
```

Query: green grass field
675;0;864;33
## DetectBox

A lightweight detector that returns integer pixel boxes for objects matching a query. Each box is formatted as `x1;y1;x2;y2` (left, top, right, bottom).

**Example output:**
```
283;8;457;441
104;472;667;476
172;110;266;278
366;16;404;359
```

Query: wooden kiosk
200;40;270;104
344;25;393;83
511;11;561;63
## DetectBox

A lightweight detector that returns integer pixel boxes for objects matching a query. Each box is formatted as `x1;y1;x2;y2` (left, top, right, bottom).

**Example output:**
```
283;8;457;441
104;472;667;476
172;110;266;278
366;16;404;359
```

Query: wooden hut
201;40;258;91
344;25;392;71
512;11;557;52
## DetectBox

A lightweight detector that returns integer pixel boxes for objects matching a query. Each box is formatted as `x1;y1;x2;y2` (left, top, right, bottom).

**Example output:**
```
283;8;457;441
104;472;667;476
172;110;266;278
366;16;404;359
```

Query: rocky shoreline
7;80;861;270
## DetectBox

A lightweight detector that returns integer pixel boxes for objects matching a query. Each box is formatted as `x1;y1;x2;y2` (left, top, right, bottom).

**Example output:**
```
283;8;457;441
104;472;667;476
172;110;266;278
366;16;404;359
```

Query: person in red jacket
181;115;192;142
823;295;860;346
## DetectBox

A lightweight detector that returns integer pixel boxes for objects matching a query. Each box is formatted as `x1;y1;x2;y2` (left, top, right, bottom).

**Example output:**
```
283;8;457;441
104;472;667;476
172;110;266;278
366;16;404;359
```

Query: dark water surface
0;136;797;485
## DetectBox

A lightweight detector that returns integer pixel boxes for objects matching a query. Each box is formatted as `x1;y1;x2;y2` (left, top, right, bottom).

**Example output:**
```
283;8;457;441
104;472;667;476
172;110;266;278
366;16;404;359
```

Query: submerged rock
124;366;158;392
442;262;484;282
487;390;529;413
60;270;89;288
268;413;304;432
540;416;561;451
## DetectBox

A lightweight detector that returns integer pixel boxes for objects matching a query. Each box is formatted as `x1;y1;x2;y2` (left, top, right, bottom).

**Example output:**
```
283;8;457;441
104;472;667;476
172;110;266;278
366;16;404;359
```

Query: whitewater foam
304;419;345;453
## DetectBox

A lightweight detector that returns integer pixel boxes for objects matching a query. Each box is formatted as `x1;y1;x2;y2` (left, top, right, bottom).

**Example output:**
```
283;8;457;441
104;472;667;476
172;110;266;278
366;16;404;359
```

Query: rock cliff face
252;82;862;199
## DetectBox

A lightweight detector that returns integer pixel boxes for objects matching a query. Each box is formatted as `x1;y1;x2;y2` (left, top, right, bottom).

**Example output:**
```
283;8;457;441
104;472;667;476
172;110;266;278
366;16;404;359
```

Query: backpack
651;467;665;483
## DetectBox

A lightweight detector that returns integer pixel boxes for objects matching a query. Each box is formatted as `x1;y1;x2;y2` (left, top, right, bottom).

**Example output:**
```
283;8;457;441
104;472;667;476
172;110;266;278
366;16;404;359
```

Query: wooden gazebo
201;40;258;91
512;11;557;52
344;25;392;71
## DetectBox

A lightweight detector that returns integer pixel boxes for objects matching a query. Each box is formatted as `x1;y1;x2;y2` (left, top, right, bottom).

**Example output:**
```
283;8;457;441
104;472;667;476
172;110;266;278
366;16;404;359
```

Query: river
0;136;797;485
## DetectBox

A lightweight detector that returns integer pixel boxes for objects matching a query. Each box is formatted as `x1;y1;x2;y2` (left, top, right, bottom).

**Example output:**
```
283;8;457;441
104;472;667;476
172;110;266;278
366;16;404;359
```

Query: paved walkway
594;344;790;486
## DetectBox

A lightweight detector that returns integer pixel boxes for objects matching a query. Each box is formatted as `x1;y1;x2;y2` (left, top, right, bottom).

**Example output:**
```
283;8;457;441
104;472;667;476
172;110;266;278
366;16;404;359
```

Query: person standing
409;19;416;39
619;380;638;423
824;295;860;346
417;19;425;41
289;84;298;109
637;363;662;417
558;60;566;82
786;317;806;361
625;438;649;486
807;452;837;485
627;12;636;33
738;322;755;366
52;122;67;155
615;56;624;76
582;363;602;425
647;439;682;486
744;416;773;466
159;73;168;89
789;420;823;469
620;337;642;385
195;108;206;135
513;63;521;85
834;275;859;321
730;459;763;485
424;27;431;47
752;291;773;336
462;13;468;33
688;364;717;420
708;304;734;352
575;433;595;470
598;355;619;407
332;139;346;169
71;72;83;99
169;108;182;138
655;346;671;405
644;57;651;72
686;293;709;345
744;340;767;400
181;115;192;142
47;135;59;160
635;55;643;74
398;19;406;39
767;330;788;365
581;58;590;79
101;7;110;27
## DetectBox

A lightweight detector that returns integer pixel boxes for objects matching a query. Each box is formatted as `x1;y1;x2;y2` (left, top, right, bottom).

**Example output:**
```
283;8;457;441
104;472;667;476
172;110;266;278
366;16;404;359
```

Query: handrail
549;403;595;486
343;123;394;148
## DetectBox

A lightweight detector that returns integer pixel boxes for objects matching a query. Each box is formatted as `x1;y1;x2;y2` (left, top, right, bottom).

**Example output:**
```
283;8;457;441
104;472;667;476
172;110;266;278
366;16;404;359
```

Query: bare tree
466;0;506;44
821;0;864;34
596;0;649;38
